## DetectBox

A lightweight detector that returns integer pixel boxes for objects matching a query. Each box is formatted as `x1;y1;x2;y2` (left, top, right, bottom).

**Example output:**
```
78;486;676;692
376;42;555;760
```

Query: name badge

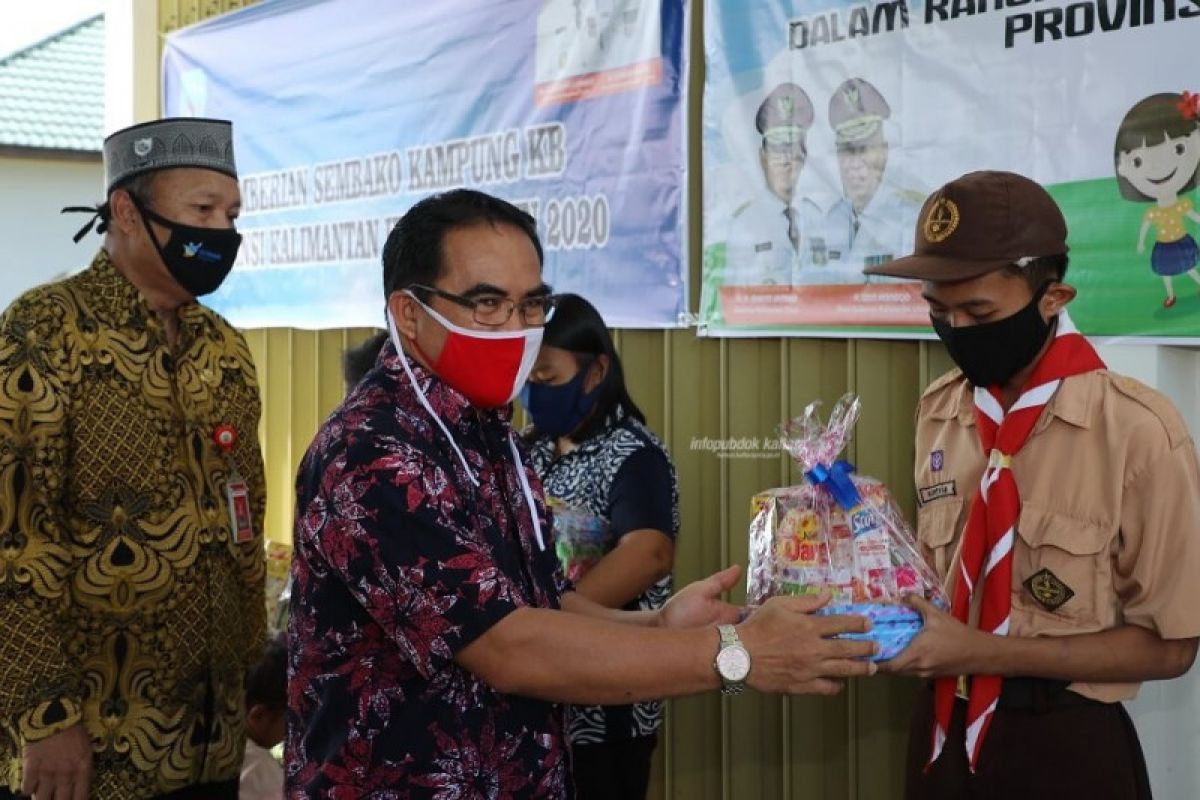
214;423;253;542
225;478;255;543
918;480;957;506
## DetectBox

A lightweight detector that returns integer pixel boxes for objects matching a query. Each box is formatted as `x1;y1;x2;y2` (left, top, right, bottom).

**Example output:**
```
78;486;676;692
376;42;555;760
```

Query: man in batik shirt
288;189;877;798
0;118;266;800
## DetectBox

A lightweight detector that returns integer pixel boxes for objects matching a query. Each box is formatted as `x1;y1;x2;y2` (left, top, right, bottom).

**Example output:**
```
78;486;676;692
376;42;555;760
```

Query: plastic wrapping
746;395;948;660
265;540;293;635
546;498;611;583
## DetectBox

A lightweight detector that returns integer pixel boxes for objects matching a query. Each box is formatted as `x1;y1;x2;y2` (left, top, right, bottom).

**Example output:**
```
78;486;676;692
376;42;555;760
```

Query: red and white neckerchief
929;310;1106;771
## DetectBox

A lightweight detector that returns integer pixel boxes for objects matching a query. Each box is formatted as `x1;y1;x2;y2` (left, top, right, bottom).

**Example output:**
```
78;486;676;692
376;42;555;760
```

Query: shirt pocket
1012;504;1111;629
916;498;964;580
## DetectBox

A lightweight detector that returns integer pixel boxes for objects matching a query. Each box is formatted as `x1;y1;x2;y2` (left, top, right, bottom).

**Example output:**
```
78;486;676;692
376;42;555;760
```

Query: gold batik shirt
0;250;267;798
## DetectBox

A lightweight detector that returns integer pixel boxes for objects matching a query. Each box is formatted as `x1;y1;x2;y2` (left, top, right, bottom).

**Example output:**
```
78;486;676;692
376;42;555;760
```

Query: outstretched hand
658;564;744;629
738;591;877;695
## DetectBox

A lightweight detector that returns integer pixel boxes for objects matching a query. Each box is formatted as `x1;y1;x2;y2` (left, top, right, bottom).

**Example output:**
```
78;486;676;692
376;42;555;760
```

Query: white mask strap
385;309;480;487
508;432;546;551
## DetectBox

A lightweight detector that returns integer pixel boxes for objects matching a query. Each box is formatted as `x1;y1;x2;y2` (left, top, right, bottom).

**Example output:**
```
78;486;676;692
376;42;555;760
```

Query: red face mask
398;294;543;408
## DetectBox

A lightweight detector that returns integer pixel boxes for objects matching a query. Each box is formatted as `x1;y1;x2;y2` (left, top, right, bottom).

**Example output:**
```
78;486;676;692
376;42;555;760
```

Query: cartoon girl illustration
1114;91;1200;308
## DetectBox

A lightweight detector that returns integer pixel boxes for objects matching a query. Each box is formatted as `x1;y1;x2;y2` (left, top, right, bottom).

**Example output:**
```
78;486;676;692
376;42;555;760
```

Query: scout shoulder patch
917;480;956;505
1023;568;1075;612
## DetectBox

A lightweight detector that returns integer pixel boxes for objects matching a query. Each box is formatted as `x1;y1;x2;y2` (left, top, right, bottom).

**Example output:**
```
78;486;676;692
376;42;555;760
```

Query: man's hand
737;592;877;695
657;564;744;629
879;594;990;679
22;723;92;800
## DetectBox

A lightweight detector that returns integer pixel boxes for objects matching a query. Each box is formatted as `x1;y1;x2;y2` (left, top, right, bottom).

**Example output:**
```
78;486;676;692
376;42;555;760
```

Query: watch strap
718;624;739;647
715;624;747;696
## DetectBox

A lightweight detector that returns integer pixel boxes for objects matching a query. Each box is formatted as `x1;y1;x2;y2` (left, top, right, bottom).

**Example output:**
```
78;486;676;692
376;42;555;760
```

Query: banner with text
164;0;686;329
702;0;1200;339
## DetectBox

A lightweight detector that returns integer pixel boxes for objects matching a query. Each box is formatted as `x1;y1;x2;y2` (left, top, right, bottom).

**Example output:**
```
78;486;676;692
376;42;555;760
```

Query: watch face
716;645;751;682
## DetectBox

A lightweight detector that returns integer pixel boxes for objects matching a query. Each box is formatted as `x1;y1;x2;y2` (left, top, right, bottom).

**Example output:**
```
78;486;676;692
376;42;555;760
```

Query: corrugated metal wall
157;2;956;797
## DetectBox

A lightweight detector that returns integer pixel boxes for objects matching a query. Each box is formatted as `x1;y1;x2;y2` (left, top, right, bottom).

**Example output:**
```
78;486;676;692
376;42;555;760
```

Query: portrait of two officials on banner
723;77;924;287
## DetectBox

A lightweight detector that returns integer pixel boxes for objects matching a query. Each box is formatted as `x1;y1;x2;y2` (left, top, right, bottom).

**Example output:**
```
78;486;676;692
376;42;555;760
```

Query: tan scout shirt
914;368;1200;703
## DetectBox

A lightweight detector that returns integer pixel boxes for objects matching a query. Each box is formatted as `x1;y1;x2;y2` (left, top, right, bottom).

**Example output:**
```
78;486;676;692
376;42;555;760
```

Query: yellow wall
150;2;957;797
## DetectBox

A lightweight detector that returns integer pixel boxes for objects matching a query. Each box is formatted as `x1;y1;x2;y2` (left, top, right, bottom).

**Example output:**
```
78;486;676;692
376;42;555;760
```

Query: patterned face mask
133;196;242;297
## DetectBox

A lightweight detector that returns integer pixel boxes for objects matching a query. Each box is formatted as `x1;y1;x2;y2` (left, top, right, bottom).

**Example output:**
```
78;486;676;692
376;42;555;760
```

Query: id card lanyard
214;424;255;543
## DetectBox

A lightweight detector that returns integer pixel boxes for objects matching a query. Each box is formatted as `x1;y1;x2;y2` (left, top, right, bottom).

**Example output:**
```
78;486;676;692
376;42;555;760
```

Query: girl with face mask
520;294;679;800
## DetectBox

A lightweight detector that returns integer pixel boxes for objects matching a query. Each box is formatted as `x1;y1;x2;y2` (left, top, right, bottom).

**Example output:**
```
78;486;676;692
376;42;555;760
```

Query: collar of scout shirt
925;369;1101;433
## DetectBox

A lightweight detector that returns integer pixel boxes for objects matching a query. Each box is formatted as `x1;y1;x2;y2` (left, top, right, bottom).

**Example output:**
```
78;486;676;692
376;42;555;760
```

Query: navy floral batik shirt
286;339;571;799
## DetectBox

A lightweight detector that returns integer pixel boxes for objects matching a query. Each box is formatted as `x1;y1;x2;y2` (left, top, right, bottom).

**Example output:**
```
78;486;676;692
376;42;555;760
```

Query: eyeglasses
409;284;558;327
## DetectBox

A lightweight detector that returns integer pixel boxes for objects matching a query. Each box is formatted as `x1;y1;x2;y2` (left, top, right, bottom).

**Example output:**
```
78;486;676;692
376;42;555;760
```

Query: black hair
245;638;287;712
1001;253;1069;291
84;172;160;237
381;189;543;296
539;293;644;442
342;330;388;390
116;172;160;204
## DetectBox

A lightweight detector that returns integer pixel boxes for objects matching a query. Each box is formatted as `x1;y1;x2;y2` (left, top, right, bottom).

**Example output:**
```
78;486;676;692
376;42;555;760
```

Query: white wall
0;153;103;310
103;0;157;133
1098;343;1200;800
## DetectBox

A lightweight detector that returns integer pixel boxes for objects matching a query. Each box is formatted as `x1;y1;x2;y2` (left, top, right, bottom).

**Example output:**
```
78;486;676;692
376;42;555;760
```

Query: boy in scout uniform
866;171;1200;799
724;82;823;285
814;77;922;284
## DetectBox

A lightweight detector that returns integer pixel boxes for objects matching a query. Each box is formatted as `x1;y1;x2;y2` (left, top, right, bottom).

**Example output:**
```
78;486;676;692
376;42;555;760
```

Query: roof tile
0;15;104;152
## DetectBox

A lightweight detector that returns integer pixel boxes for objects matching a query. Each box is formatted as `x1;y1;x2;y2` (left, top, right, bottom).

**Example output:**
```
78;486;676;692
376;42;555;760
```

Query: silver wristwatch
713;624;751;695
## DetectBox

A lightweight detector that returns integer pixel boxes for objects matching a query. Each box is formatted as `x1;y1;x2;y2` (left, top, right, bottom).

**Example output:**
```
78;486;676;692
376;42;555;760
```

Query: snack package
265;540;293;635
746;394;947;661
547;498;611;583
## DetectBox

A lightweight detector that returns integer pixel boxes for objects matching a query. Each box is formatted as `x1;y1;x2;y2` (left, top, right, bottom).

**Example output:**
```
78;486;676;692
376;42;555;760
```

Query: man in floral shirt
287;190;877;798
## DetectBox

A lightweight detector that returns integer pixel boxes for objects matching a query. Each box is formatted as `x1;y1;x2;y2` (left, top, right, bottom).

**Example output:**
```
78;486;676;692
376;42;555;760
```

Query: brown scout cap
829;78;890;145
756;83;814;147
863;170;1068;281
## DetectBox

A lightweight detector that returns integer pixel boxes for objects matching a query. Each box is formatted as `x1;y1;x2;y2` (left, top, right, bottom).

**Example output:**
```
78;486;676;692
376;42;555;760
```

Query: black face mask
133;197;242;297
931;283;1053;388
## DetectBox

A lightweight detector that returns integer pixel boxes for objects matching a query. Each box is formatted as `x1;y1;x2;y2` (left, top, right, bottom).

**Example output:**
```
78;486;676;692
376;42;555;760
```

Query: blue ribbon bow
805;460;862;510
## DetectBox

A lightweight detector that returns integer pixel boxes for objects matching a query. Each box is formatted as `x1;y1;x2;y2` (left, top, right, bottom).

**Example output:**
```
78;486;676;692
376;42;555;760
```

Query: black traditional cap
63;117;240;242
103;117;237;194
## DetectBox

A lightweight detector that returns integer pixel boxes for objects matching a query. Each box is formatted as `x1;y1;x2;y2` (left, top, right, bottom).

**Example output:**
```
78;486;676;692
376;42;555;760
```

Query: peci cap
756;83;814;148
103;117;237;194
863;171;1068;281
829;78;890;145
